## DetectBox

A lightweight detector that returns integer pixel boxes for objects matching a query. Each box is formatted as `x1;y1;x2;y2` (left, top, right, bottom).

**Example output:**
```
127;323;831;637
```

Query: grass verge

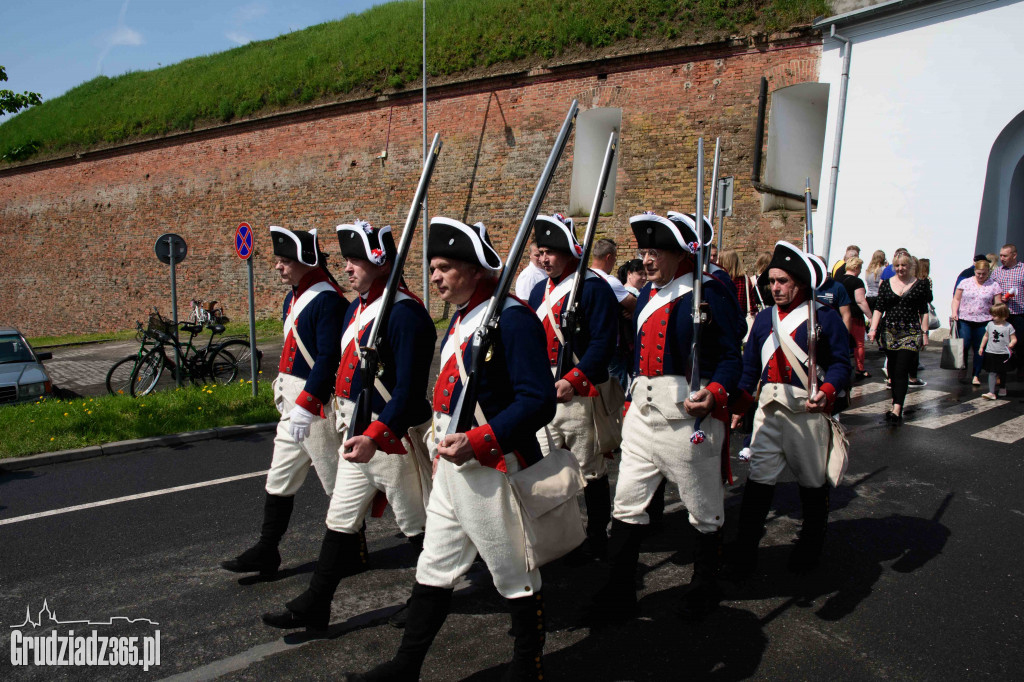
29;317;283;348
0;380;278;459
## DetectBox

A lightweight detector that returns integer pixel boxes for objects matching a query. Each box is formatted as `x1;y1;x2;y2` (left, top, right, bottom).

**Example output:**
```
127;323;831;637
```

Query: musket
447;100;579;435
804;177;819;398
556;131;618;378
689;137;706;402
347;133;443;446
705;137;721;263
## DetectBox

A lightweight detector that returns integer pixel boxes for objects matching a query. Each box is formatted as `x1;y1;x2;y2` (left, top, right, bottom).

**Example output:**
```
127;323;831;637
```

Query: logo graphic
9;600;161;670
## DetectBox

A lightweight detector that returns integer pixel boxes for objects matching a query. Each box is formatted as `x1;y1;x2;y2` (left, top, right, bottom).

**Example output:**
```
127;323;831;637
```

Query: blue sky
1;1;393;121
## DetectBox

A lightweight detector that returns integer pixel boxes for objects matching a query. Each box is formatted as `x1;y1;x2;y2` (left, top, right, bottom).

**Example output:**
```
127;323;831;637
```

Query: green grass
0;380;278;459
29;317;283;348
0;0;828;162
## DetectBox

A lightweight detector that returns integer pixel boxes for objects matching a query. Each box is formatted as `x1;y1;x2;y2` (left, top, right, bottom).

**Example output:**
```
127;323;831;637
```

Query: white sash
533;270;600;329
759;301;824;372
635;272;708;331
340;291;412;354
283;281;336;367
440;297;523;369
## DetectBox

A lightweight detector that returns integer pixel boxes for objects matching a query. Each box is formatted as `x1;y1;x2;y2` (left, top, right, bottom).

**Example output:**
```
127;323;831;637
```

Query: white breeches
537;394;606;480
612;400;726;533
265;374;340;497
325;398;432;536
748;384;829;488
416;412;541;599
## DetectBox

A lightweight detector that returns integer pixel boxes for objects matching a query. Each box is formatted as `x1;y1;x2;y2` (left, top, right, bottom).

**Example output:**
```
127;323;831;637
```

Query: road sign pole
168;236;182;389
247;256;258;397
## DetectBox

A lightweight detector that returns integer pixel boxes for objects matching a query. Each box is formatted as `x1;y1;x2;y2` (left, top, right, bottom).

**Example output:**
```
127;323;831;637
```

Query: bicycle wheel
130;348;167;397
209;340;260;384
106;355;143;395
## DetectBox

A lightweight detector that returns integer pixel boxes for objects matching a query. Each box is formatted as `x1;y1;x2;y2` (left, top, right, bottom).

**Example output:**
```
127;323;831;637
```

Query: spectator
831;244;860;278
992;243;1023;378
815;268;853;333
864;250;886;309
617;258;646;296
719;249;758;339
881;247;908;281
592;238;637;392
709;244;719;265
868;250;932;424
751;251;773;312
979;302;1017;399
907;258;935;387
952;258;1004;385
514;240;547;300
954;253;989;292
841;257;873;380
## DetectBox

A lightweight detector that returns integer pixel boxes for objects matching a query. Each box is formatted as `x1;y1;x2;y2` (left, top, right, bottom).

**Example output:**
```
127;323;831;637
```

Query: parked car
0;326;53;404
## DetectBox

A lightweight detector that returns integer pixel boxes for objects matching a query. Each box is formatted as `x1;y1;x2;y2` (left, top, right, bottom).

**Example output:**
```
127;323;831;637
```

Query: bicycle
106;311;261;397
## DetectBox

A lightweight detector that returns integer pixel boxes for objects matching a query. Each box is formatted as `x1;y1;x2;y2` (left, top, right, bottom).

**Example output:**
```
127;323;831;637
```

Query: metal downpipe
821;24;851;262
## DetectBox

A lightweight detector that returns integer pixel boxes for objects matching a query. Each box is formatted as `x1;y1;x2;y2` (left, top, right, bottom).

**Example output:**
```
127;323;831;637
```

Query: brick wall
0;34;820;336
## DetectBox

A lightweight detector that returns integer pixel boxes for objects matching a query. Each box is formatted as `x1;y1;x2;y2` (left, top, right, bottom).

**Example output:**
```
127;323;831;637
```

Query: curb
0;422;278;471
34;338;120;350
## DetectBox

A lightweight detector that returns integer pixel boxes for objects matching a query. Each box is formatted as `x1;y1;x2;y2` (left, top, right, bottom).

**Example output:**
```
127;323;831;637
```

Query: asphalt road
2;346;1022;681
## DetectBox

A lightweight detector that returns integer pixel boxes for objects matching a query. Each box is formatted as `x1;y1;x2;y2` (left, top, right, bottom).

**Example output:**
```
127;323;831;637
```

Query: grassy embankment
29;318;283;348
0;380;278;459
0;0;827;162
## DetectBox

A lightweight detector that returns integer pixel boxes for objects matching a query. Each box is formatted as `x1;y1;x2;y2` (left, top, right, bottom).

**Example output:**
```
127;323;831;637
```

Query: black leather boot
581;519;645;625
788;484;830;573
221;493;294;577
387;533;426;629
723;481;775;583
262;528;368;632
678;527;723;620
645;478;668;534
344;582;452;682
503;592;545;682
583;475;611;560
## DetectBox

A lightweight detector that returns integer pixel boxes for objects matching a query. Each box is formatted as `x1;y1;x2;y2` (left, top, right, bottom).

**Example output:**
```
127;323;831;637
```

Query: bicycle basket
147;312;176;335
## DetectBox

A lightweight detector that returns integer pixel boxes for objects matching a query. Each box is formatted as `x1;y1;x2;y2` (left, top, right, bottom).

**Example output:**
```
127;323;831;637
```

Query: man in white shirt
591;238;637;314
514;240;547;300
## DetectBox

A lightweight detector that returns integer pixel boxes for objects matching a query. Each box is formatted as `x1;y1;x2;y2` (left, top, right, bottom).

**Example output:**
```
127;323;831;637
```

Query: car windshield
0;335;36;364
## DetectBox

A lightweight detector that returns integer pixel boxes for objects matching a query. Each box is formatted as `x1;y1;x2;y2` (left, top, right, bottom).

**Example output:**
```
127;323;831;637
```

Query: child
979;302;1017;399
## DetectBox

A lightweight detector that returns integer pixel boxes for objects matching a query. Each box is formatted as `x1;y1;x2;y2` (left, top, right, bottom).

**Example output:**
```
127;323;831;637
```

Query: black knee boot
582;519;645;625
583;475;611;559
645;478;668;533
789;484;830;573
678;527;723;619
262;528;368;632
221;493;294;576
724;481;775;582
387;533;426;629
345;582;452;682
503;592;545;682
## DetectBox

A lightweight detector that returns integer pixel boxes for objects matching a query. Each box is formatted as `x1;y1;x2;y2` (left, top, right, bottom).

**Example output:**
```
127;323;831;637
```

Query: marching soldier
528;213;618;559
345;217;556;682
727;241;851;578
262;220;436;632
222;226;346;578
586;211;742;623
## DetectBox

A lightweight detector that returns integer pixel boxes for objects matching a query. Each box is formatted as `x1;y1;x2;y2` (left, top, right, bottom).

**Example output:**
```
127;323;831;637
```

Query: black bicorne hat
270;226;322;267
427;217;503;271
629;211;692;253
757;241;823;290
534;213;583;258
336;219;396;266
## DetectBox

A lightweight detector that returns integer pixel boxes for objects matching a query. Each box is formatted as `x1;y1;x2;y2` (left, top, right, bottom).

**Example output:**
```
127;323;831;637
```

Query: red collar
458;279;497;316
777;290;809;318
293;267;329;297
651;259;694;292
359;278;387;306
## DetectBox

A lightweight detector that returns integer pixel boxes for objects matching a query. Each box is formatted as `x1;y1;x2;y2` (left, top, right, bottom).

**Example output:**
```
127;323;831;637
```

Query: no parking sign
234;222;254;259
235;221;258;396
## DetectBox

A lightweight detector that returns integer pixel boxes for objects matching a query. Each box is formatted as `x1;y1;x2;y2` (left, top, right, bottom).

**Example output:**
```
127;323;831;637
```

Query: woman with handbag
868;250;932;424
952;258;1004;385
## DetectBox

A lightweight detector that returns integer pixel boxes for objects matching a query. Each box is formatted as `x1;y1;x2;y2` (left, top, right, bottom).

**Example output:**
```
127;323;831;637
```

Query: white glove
288;405;316;442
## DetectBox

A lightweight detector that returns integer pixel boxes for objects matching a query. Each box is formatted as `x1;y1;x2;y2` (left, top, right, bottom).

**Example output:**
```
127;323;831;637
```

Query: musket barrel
804;177;819;397
690;137;705;398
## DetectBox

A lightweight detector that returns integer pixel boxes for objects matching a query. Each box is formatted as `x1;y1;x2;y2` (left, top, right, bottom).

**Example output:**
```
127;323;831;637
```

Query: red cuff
296;390;323;417
467;424;506;471
562;368;600;397
820;383;837;411
363;420;408;455
731;390;756;415
706;382;728;410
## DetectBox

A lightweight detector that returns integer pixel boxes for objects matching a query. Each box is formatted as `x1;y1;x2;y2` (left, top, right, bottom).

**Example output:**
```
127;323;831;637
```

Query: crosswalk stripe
970;413;1024;443
843;389;946;416
849;382;889;400
907;395;1009;429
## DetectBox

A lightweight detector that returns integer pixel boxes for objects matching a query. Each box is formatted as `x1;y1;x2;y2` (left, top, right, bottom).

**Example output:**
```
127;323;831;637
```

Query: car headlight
19;382;50;399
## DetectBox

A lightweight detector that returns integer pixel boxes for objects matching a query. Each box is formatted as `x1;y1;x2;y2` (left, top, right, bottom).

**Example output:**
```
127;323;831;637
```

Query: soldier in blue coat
586;211;742;625
345;217;556;682
222;226;346;579
727;241;851;580
262;221;436;633
528;213;618;559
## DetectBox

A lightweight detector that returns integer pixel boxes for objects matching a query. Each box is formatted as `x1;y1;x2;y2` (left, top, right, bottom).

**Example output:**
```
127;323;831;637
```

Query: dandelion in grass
63;412;68;417
50;437;54;441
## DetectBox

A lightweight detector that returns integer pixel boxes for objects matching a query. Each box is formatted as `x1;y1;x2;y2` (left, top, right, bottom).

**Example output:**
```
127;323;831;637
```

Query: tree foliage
0;66;43;116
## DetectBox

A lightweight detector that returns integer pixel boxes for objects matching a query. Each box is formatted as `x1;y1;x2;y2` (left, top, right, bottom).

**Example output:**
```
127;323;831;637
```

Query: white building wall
817;0;1024;324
